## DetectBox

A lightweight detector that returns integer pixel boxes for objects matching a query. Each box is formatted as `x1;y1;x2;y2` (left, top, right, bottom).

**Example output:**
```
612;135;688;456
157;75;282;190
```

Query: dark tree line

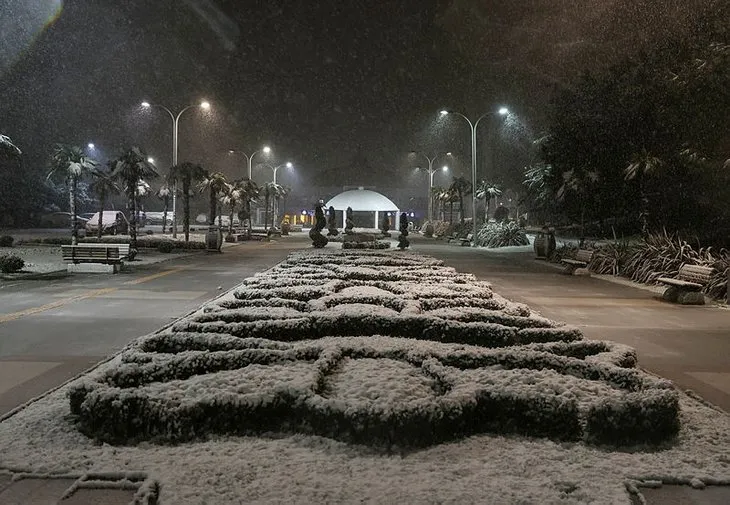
527;8;730;245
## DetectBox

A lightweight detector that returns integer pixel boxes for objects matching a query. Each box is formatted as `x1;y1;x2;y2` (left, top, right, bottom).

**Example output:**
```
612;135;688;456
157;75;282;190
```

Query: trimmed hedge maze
70;250;680;447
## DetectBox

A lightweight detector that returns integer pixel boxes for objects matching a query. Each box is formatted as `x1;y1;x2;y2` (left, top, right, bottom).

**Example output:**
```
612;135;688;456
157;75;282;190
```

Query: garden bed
69;249;679;447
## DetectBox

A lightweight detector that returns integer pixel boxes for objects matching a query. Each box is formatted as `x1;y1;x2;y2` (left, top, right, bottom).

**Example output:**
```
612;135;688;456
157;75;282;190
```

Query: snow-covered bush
475;221;529;248
70;337;677;446
69;249;679;448
342;240;390;249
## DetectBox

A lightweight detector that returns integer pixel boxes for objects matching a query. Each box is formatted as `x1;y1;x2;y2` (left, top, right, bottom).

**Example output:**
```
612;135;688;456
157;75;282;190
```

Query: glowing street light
410;151;452;222
147;157;155;164
140;99;211;237
228;146;272;179
87;143;95;150
438;107;509;246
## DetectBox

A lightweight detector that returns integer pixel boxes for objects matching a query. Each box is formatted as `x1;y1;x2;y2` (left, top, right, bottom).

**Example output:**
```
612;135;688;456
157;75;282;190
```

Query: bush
475;222;529;248
0;254;24;273
157;241;175;253
0;235;14;247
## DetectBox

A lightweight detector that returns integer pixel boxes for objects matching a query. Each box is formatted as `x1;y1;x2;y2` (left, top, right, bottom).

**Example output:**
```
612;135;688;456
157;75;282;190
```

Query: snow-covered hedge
69;249;679;447
342;240;390;249
69;337;677;446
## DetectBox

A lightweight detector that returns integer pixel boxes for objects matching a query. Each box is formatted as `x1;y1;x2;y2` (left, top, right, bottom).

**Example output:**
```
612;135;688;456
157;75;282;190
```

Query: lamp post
260;162;293;226
141;100;210;238
410;151;451;222
228;146;272;180
439;107;508;246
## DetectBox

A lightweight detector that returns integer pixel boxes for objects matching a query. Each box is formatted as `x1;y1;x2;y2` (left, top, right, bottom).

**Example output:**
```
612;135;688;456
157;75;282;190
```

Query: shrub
0;235;14;247
0;254;25;273
475;222;529;248
157;241;175;253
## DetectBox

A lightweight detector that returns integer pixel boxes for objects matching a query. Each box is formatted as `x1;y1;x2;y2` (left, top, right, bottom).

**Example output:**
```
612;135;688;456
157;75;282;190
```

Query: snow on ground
0;248;728;504
0;382;728;504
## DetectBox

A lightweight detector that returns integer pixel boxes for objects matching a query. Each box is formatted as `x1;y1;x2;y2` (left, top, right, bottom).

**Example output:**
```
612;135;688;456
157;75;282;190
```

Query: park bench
459;234;473;246
656;264;714;305
61;243;130;273
561;249;594;274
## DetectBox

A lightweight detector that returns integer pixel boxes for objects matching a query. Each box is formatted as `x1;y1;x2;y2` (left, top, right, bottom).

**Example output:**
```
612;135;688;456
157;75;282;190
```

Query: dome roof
325;189;399;212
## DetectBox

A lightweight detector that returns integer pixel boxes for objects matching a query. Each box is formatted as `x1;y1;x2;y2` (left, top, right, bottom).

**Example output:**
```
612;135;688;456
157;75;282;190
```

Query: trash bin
534;226;556;259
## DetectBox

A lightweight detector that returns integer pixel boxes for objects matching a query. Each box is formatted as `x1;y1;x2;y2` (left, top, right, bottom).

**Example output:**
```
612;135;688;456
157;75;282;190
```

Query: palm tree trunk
128;186;138;257
97;193;105;239
183;180;191;243
69;178;78;245
246;200;252;238
484;197;489;223
449;201;454;225
162;197;168;234
459;194;464;224
264;196;270;230
229;205;235;235
209;190;216;225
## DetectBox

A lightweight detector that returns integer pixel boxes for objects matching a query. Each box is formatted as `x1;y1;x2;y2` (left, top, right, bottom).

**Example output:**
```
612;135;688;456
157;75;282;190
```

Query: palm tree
431;186;445;221
0;134;21;157
448;176;472;224
625;148;664;236
274;185;291;228
48;144;98;245
557;168;599;245
220;180;244;235
110;147;159;258
262;181;284;230
156;185;172;234
238;178;260;237
198;172;228;226
475;180;502;222
523;162;557;225
89;162;120;239
168;162;207;242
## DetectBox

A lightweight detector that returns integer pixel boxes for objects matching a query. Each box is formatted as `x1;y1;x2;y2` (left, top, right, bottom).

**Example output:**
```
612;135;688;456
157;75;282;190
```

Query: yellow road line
123;266;190;286
0;287;117;324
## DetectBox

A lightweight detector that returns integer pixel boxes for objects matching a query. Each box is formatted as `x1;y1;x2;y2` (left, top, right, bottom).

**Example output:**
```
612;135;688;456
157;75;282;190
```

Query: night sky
0;0;721;195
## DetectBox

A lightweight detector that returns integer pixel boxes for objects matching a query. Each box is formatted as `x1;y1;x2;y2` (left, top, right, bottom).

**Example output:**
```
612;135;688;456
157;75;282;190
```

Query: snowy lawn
0;249;728;504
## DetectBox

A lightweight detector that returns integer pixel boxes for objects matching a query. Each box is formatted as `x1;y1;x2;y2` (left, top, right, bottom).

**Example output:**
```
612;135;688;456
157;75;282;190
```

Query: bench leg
662;287;705;305
562;264;577;275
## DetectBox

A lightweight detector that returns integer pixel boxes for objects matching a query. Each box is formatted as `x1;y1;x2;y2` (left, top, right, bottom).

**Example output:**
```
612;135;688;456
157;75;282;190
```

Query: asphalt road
0;236;307;415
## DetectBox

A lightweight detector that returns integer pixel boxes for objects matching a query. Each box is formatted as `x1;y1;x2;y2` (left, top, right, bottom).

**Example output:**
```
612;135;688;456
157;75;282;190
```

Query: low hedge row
21;236;206;249
70;339;678;446
179;312;582;347
342;241;391;249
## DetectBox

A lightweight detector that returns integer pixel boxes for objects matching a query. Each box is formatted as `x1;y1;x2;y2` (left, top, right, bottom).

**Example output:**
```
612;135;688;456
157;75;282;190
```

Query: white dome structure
325;188;400;229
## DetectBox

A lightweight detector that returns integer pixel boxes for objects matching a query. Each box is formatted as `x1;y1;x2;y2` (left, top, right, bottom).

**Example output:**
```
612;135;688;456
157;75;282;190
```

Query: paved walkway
416;237;730;412
1;233;728;504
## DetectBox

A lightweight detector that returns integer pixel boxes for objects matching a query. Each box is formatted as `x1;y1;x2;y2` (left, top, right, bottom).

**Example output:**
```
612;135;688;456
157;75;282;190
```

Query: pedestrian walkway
0;470;143;504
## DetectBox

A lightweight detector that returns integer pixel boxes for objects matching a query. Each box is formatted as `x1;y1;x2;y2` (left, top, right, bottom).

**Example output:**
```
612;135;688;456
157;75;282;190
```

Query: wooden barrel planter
534;227;556;259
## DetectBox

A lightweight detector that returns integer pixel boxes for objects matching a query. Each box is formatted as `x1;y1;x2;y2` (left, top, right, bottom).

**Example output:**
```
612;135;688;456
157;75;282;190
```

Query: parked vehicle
85;211;129;235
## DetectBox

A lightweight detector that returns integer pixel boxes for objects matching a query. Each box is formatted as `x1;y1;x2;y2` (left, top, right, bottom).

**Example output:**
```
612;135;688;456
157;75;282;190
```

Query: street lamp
410;151;452;222
140;99;211;238
228;146;272;179
439;107;509;246
87;143;95;150
259;162;293;227
147;157;155;164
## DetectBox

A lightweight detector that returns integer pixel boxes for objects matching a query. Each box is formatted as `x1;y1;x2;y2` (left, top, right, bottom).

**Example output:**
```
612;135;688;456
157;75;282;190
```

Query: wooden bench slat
561;249;594;271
